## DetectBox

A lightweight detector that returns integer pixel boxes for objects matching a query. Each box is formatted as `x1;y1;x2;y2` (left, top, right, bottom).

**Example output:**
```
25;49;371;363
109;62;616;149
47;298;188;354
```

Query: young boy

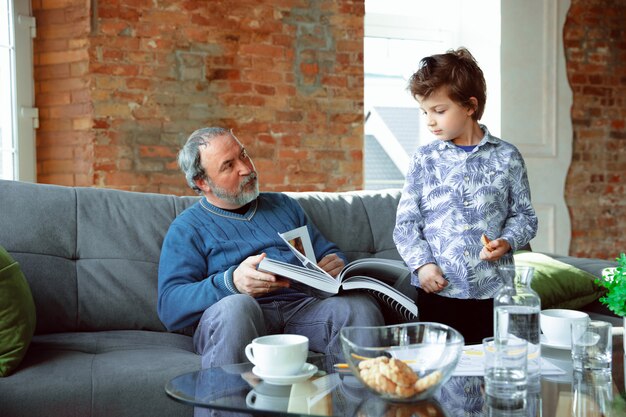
393;47;538;344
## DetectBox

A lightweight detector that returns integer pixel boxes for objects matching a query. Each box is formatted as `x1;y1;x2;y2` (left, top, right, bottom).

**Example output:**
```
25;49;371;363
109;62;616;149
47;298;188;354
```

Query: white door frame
501;0;572;255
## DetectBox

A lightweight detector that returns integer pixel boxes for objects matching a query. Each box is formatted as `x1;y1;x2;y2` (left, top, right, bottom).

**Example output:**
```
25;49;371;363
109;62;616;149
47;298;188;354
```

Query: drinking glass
571;320;612;372
571;370;613;417
483;336;528;410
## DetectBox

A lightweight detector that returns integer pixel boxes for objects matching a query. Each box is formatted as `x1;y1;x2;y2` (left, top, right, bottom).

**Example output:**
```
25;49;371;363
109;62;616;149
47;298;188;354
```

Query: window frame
1;0;36;181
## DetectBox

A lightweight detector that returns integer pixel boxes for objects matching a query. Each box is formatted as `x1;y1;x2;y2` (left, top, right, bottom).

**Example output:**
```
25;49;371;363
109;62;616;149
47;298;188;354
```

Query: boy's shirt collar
436;124;500;152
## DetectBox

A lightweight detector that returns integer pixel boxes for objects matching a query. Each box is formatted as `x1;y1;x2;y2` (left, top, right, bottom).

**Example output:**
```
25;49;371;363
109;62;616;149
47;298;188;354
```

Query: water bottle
494;265;541;392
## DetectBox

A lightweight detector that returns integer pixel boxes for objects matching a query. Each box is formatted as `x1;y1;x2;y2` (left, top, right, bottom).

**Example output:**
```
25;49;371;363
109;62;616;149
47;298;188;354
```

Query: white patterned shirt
393;126;538;299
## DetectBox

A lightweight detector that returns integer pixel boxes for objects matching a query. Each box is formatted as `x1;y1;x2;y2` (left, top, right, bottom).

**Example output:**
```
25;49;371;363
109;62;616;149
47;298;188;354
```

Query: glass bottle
493;265;541;392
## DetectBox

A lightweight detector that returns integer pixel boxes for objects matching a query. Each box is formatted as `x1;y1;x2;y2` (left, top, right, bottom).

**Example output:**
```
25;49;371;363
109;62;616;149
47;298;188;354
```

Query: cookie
414;370;443;393
481;233;494;252
379;358;418;387
358;355;388;370
357;356;443;398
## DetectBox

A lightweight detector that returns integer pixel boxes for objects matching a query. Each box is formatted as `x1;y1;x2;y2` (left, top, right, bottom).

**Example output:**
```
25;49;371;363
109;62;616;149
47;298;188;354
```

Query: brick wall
564;0;626;259
33;0;364;194
31;0;626;258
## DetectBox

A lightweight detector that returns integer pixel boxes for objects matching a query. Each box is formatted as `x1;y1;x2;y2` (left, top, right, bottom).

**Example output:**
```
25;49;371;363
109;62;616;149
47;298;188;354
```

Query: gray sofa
0;179;619;417
0;179;407;417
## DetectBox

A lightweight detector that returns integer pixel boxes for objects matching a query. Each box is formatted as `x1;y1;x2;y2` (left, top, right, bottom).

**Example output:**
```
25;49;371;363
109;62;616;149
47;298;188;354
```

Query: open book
258;226;418;322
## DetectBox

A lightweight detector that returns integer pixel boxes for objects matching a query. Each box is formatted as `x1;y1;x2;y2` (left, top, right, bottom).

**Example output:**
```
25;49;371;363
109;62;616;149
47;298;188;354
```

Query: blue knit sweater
157;192;346;331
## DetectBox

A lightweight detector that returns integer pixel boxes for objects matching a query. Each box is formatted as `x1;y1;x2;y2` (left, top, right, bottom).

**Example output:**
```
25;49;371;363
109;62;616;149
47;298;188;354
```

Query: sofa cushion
0;330;200;417
0;180;199;334
0;245;36;377
514;251;606;309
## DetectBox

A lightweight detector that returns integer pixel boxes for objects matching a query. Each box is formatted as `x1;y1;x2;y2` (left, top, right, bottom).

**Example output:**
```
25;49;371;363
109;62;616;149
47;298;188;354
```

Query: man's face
195;134;259;209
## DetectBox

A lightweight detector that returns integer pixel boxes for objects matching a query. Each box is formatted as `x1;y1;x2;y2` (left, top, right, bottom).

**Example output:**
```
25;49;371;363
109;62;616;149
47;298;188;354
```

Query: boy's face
417;88;478;144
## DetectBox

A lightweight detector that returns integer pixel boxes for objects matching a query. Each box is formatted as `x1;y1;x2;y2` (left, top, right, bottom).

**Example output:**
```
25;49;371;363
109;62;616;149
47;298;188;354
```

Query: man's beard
208;173;259;207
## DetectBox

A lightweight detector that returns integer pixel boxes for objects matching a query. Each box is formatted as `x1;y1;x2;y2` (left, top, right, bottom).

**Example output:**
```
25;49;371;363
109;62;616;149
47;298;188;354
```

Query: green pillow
0;245;36;377
514;251;606;309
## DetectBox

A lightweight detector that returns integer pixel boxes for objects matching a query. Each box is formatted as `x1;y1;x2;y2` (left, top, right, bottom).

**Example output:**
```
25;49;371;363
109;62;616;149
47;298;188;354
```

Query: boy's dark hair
408;47;487;120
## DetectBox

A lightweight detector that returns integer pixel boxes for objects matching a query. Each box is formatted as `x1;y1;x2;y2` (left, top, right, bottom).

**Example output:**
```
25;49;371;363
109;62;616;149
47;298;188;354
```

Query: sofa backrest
0;180;402;335
0;180;198;334
287;189;403;262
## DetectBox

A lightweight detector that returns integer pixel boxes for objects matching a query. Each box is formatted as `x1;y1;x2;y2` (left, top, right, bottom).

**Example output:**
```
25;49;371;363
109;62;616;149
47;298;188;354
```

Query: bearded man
157;127;384;371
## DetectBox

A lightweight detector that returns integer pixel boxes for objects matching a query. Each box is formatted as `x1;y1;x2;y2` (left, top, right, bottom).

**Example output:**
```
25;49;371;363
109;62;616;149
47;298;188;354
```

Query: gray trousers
193;292;384;369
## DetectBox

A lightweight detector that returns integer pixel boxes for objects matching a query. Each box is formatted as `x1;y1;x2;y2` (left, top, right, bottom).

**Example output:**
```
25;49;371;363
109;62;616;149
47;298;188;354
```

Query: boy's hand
480;238;511;261
417;263;448;293
318;254;345;278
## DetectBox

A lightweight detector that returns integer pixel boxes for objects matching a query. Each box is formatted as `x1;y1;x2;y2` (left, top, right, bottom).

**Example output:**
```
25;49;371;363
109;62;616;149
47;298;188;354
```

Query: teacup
540;309;589;346
245;334;308;376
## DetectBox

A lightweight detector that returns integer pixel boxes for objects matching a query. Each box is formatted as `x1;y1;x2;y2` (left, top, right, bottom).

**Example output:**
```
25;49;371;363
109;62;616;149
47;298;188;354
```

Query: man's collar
199;197;259;221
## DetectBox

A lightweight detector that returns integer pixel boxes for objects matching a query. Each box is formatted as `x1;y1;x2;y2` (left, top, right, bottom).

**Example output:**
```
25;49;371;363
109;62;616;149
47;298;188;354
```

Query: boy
393;48;538;343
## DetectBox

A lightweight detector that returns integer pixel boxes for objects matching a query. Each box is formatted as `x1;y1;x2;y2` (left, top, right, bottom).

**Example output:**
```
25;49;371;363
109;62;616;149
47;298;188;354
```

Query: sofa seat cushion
0;330;200;417
0;245;36;377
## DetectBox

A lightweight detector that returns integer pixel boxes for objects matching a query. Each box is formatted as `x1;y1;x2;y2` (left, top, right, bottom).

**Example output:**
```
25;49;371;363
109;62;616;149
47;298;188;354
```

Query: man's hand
417;263;448;293
480;238;511;261
317;253;345;278
233;253;290;297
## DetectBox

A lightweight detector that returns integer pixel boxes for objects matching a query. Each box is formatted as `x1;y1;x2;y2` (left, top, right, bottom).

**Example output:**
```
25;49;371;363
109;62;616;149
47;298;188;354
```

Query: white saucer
252;363;318;385
541;334;571;350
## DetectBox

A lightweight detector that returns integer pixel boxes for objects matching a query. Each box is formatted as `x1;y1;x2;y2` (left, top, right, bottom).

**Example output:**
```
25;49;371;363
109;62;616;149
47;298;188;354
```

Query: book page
454;344;566;376
278;228;333;279
341;277;413;304
340;258;410;285
258;258;339;295
341;277;417;319
279;226;316;263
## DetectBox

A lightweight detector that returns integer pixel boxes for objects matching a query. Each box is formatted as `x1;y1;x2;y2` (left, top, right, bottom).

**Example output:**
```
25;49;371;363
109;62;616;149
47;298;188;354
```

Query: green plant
595;253;626;317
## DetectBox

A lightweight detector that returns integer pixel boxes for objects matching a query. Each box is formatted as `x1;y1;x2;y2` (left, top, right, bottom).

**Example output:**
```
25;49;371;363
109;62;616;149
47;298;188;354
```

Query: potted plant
595;253;626;318
595;252;626;376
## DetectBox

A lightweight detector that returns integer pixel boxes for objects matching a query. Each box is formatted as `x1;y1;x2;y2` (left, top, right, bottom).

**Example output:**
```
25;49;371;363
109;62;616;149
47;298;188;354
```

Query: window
363;0;499;190
0;0;36;181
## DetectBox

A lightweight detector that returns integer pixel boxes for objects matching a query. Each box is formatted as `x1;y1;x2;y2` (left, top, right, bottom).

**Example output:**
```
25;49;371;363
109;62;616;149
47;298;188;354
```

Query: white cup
540;309;589;346
245;334;308;376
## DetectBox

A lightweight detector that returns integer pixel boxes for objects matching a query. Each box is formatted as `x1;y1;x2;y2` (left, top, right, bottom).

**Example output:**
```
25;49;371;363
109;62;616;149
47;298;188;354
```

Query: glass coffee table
166;335;625;417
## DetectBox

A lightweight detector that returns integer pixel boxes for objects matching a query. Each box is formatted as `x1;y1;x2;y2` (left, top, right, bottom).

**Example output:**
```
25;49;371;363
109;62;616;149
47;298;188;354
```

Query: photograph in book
259;228;418;321
278;226;316;262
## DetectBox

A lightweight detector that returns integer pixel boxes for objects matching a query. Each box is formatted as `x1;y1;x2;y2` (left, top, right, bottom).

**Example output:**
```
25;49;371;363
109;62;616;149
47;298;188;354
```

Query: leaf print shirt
393;125;538;299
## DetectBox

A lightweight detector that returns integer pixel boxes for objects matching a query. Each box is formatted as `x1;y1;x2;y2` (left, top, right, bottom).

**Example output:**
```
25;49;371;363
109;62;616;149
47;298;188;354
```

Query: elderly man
157;127;384;370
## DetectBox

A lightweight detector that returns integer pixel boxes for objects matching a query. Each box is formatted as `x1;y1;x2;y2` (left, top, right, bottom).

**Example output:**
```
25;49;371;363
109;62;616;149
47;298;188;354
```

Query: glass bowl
340;322;464;402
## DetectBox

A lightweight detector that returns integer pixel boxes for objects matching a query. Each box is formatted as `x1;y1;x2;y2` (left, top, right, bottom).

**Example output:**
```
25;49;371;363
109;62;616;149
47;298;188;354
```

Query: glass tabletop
166;336;625;417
